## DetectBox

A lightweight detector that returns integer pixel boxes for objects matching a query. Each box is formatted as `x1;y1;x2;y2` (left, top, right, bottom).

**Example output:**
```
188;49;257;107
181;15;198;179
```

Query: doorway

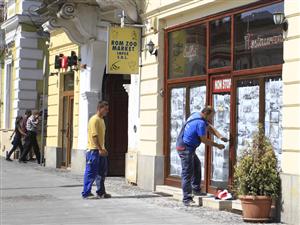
102;74;130;176
207;75;232;192
61;72;74;168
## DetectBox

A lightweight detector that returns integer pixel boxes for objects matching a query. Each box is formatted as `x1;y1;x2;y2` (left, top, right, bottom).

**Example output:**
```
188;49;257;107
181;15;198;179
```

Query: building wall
138;0;258;190
281;1;300;224
45;29;79;168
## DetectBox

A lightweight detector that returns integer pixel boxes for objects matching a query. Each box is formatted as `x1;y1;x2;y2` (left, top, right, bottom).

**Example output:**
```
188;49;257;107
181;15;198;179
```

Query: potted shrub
233;125;281;222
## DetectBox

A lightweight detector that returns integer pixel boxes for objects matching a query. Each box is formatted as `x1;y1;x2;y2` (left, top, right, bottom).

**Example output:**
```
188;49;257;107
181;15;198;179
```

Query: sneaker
97;193;112;199
82;193;95;199
18;160;27;163
5;158;13;161
183;199;195;206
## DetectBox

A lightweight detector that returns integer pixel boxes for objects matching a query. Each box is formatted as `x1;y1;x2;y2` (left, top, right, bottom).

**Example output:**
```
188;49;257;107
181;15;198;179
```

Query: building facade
0;0;48;155
25;0;300;224
139;0;299;224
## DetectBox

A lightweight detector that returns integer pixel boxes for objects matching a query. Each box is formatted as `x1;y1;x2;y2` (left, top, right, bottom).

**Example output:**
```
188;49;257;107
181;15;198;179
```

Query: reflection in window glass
209;16;231;68
169;87;186;176
234;2;283;70
236;80;259;159
265;77;282;167
168;24;206;79
64;72;74;91
190;86;207;181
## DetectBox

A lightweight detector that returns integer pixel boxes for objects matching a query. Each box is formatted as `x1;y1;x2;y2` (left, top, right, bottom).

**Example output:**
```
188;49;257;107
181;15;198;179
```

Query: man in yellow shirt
82;101;109;199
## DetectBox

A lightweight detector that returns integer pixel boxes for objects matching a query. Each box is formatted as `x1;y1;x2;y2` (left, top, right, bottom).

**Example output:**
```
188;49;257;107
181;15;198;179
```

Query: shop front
164;0;284;193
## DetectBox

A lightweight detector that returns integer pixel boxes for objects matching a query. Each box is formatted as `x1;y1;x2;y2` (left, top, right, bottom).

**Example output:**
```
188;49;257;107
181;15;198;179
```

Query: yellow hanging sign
107;26;140;74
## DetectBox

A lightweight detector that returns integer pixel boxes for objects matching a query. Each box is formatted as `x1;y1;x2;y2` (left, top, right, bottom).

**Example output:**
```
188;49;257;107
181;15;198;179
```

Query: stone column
72;40;107;173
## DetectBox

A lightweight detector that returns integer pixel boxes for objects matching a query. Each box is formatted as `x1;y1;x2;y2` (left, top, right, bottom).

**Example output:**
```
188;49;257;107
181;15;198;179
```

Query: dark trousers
20;131;40;163
96;155;108;195
177;145;201;202
7;138;23;159
82;150;100;197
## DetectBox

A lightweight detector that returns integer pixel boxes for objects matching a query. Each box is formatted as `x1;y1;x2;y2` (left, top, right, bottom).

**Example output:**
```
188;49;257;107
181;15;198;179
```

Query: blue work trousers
95;155;108;196
81;150;100;197
177;145;201;203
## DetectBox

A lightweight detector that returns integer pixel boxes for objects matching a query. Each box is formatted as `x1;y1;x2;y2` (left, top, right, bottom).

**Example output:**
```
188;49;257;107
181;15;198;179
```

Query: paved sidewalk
0;158;282;225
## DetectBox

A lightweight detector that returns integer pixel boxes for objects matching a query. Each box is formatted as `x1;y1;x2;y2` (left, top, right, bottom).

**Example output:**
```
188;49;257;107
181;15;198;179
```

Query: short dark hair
97;101;109;110
201;106;215;115
25;109;32;116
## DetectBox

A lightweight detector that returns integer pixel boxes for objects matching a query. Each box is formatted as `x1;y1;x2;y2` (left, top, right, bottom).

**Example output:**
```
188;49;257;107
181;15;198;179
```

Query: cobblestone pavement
0;158;283;225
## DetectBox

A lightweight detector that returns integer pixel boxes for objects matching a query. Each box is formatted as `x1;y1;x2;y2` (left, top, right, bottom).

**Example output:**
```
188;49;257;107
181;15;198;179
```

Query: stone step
202;197;233;211
155;185;215;206
232;199;242;211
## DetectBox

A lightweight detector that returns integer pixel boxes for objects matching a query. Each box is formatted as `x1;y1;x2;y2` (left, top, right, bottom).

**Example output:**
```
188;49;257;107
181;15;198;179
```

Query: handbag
176;118;201;151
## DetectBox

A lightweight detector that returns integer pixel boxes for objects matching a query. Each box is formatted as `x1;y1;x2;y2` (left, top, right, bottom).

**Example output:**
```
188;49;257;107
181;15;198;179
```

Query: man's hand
99;148;108;156
216;144;225;150
220;137;229;142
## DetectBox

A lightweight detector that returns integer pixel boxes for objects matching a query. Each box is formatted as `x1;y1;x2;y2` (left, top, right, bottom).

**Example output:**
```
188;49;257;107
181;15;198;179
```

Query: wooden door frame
61;92;74;168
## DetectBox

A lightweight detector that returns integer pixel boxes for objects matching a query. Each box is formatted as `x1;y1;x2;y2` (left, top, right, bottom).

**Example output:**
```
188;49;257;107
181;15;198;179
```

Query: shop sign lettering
244;33;283;50
107;26;140;74
213;78;231;92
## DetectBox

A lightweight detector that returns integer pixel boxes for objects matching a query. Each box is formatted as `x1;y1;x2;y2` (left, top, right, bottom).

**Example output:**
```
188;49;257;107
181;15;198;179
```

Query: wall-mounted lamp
273;12;288;32
147;40;157;56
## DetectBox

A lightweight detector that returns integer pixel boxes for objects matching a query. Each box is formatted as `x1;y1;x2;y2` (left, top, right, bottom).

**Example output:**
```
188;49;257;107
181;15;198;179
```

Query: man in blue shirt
177;106;228;206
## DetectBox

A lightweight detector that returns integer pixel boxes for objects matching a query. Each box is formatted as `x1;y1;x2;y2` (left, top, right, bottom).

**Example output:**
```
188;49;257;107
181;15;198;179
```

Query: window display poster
211;94;230;186
236;83;260;159
169;87;186;176
265;78;283;167
190;86;206;180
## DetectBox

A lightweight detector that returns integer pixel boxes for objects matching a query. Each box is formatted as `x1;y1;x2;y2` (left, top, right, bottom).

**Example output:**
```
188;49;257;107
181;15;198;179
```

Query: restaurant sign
107;26;140;74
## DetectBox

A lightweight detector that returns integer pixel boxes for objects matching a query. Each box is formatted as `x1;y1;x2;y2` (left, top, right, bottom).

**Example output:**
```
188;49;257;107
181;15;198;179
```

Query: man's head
25;109;32;117
201;106;215;121
97;101;109;118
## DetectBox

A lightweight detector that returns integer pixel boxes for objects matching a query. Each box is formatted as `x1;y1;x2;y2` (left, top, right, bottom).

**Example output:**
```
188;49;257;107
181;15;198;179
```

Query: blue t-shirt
183;112;208;148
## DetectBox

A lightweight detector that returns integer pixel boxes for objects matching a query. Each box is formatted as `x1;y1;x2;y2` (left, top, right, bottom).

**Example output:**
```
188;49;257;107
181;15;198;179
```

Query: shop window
168;24;206;79
236;79;260;159
265;77;282;167
234;2;283;70
169;87;186;176
190;86;207;181
209;16;231;68
169;85;206;177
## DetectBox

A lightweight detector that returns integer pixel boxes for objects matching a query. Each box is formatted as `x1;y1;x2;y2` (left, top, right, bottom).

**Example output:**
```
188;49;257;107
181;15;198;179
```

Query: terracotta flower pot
239;195;272;222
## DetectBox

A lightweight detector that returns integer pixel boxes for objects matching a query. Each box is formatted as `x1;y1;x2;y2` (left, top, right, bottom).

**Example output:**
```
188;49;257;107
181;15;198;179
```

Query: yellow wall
282;0;300;176
47;29;79;149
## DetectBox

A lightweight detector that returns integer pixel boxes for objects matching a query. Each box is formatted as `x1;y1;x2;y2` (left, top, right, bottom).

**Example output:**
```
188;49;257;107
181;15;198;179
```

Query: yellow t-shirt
87;114;106;150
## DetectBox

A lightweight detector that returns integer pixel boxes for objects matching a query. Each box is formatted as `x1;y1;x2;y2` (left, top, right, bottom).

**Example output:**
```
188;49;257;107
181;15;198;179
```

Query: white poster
211;94;230;185
265;78;282;167
190;86;207;180
236;84;260;159
169;88;186;176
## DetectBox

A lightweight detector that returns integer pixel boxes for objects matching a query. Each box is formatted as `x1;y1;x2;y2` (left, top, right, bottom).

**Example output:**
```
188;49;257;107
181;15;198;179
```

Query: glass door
209;76;231;190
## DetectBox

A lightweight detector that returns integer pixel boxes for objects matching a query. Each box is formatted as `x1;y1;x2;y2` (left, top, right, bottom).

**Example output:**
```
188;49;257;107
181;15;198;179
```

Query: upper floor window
168;24;206;79
234;2;284;70
209;16;231;68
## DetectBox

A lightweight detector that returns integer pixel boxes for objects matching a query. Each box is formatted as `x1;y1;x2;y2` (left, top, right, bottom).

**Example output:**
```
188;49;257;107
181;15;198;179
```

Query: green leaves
233;124;281;199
